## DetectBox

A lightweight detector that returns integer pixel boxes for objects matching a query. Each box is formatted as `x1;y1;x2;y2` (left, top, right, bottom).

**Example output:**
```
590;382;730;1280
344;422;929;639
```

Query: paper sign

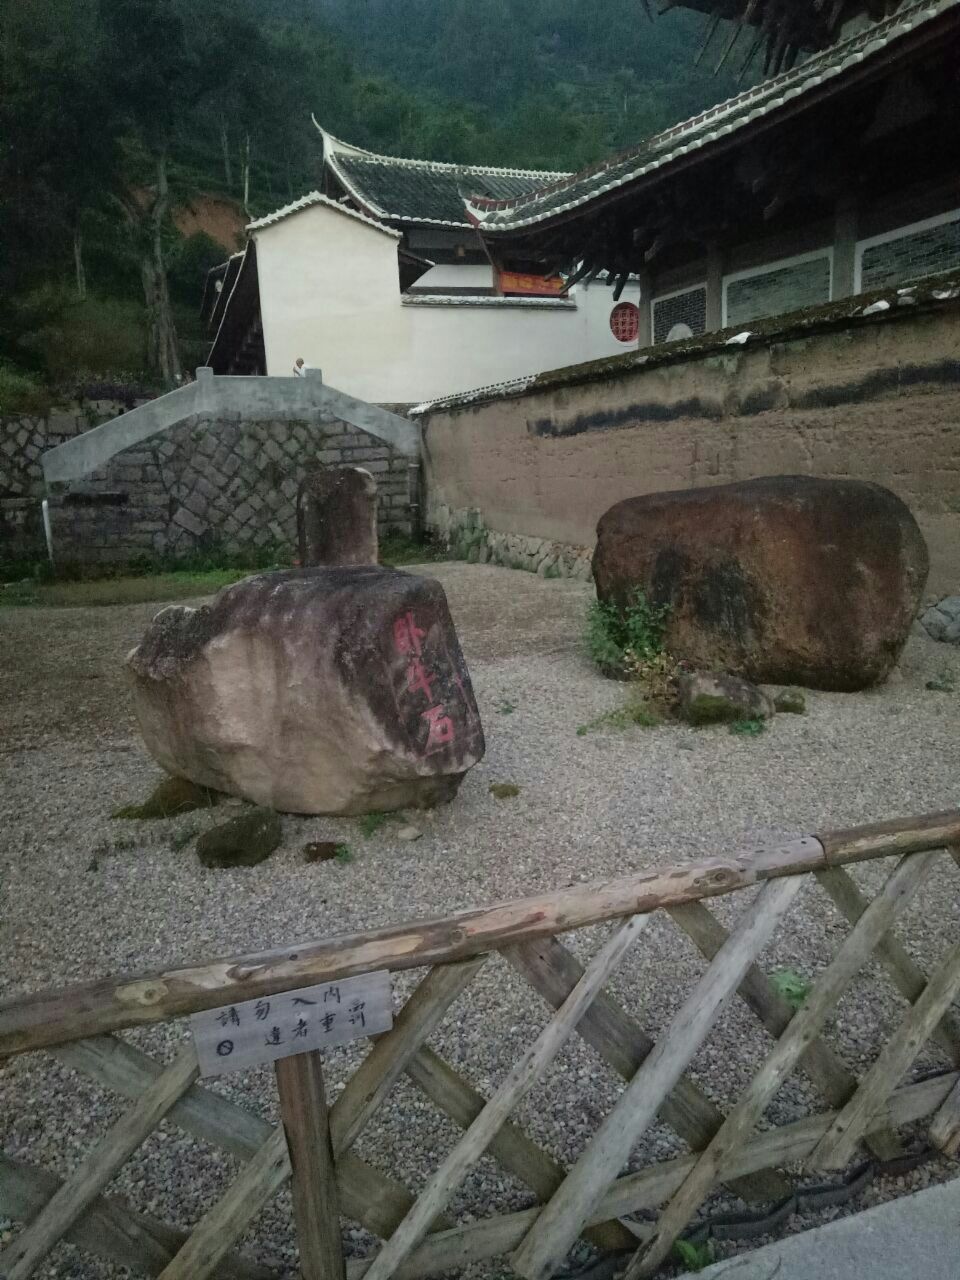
190;972;393;1076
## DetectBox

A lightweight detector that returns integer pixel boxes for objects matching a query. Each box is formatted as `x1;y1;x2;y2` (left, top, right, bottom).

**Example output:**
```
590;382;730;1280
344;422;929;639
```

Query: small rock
397;825;423;841
112;775;220;820
197;808;282;868
489;783;521;799
303;841;340;862
774;688;806;714
678;671;774;726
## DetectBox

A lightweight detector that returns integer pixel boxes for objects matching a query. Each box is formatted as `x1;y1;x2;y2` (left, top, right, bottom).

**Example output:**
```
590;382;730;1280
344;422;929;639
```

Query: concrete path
682;1177;960;1278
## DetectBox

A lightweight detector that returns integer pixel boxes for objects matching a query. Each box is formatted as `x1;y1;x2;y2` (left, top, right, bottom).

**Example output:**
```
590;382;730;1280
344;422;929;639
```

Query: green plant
334;843;354;864
770;967;812;1010
586;590;669;676
673;1238;713;1271
493;697;517;715
357;811;391;837
729;717;767;737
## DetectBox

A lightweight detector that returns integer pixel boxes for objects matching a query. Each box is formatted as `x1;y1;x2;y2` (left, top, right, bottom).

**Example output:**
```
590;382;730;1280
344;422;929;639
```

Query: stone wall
419;290;960;597
1;406;412;568
1;399;127;567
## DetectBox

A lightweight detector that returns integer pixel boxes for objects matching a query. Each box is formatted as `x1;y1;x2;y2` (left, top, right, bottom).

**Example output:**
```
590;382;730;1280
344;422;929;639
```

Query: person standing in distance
293;356;307;376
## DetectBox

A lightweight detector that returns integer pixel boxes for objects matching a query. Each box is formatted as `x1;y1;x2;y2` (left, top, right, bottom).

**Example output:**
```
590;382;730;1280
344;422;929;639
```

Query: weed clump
586;589;669;678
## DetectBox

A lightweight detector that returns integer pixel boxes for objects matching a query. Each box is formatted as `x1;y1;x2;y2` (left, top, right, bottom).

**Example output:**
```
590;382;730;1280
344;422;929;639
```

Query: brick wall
1;408;412;569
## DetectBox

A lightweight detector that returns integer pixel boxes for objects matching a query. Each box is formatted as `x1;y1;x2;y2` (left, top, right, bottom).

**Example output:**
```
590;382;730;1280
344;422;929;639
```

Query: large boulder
297;466;378;567
593;476;928;691
127;567;485;815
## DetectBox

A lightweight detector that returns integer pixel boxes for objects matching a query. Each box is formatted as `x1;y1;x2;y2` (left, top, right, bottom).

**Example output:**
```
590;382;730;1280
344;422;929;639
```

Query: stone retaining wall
1;405;412;568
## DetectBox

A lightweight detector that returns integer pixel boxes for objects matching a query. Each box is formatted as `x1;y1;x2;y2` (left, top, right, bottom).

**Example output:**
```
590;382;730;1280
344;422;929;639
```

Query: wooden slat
331;958;485;1154
668;900;903;1161
361;913;650;1280
930;1078;960;1158
506;933;792;1203
816;864;960;1063
6;813;960;1059
162;956;476;1277
0;835;831;1057
812;939;960;1168
276;1051;345;1280
342;1071;958;1280
0;1043;199;1280
403;1046;635;1252
54;1033;426;1240
625;848;940;1279
511;876;804;1280
158;1127;290;1280
0;1153;278;1280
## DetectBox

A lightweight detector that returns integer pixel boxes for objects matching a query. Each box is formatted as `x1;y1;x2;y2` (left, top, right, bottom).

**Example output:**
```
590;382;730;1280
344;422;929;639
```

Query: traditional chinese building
204;126;641;402
467;0;960;348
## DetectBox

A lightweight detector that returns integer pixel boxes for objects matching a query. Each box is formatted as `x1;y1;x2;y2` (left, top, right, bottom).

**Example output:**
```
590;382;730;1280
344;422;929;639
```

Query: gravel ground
1;562;959;1278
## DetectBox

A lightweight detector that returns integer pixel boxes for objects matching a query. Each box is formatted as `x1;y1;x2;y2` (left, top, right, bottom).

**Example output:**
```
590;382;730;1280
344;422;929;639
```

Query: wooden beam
811;939;960;1169
53;1033;434;1240
0;1154;277;1280
625;849;940;1278
930;1078;960;1158
816;865;960;1064
511;876;804;1280
342;1071;956;1280
402;1045;636;1252
0;1044;199;1280
2;813;958;1058
361;914;649;1280
157;1127;291;1280
276;1051;345;1280
506;934;792;1203
667;900;902;1160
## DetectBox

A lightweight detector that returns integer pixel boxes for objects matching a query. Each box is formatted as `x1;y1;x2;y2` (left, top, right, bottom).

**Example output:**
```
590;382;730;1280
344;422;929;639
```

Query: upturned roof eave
314;116;572;229
465;0;960;237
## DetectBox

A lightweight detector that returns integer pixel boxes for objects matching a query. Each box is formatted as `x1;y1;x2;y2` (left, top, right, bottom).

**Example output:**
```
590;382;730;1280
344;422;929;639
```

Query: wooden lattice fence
1;809;959;1279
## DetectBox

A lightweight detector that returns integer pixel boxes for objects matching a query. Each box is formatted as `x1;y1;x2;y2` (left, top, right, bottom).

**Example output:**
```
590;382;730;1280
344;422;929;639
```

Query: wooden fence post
276;1050;346;1280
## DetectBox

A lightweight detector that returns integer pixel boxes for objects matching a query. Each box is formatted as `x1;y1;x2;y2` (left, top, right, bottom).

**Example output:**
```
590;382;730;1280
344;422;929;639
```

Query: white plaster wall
254;203;642;402
255;205;411;400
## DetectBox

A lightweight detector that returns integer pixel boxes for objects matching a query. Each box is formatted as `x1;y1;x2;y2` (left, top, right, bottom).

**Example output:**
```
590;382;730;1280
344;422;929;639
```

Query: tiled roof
467;0;960;233
315;122;571;228
247;190;401;238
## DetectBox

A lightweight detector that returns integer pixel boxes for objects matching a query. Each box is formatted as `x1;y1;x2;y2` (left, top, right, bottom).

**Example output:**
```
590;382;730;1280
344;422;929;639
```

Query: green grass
673;1239;713;1271
729;717;767;737
0;568;252;608
379;532;449;566
576;700;661;736
356;812;392;837
334;844;354;864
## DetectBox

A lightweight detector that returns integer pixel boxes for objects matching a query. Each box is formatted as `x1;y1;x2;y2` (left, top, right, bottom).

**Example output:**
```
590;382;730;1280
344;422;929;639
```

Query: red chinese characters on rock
393;610;456;751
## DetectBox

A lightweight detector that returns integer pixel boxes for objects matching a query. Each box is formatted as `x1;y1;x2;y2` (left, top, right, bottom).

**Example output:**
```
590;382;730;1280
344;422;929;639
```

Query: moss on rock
197;808;282;868
112;775;221;819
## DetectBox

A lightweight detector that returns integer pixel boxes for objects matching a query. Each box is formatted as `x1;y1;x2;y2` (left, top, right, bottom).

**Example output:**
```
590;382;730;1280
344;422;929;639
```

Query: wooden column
276;1051;345;1280
636;268;653;349
705;245;724;332
833;194;859;300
